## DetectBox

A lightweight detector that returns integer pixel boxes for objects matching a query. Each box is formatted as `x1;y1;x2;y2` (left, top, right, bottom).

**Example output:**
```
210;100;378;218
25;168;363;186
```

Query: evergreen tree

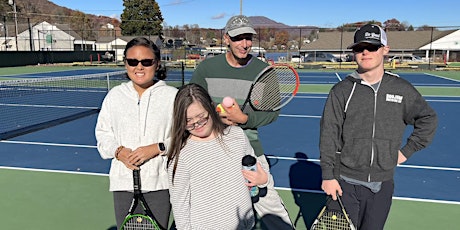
120;0;164;37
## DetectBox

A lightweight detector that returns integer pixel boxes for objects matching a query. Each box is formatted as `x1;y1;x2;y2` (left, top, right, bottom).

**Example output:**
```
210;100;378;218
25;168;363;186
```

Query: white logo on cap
364;32;380;40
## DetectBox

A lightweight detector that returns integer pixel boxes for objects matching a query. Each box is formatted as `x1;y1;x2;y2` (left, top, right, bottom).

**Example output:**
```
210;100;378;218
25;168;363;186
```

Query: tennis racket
120;169;161;230
310;194;356;230
241;64;300;111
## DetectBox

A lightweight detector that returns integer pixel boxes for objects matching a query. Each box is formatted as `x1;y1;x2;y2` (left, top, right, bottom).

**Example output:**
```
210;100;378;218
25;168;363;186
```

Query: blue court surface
0;69;459;229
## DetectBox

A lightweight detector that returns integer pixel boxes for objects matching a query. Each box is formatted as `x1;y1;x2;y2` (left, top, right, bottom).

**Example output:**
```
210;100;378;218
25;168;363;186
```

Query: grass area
0;168;116;230
447;62;460;67
2;168;457;230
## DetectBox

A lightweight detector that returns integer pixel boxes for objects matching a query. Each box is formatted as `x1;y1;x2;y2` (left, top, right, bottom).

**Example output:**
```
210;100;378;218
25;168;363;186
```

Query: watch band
115;146;124;160
158;142;166;153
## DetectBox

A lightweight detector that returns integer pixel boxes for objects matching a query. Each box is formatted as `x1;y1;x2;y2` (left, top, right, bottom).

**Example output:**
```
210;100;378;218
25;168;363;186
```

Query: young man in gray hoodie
319;24;437;230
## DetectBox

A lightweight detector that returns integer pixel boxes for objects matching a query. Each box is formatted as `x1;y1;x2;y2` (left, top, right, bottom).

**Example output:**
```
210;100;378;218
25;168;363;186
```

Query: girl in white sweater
95;37;177;229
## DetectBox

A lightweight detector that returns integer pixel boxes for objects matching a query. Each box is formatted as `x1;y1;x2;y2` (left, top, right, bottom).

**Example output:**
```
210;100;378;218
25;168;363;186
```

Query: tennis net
0;70;127;140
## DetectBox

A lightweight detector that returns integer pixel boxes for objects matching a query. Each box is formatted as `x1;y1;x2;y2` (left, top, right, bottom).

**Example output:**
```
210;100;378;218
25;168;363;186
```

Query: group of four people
95;15;437;230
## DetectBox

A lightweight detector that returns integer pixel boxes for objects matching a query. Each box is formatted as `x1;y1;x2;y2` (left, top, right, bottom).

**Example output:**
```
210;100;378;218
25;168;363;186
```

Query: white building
95;36;163;61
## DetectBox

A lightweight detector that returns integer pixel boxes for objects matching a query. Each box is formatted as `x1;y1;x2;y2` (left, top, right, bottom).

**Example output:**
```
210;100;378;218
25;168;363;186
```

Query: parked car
345;53;355;62
304;52;339;62
388;55;424;63
290;54;303;63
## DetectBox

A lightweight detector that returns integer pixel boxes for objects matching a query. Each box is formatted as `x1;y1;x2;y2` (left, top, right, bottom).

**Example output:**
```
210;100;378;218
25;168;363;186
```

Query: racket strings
250;66;298;111
316;211;351;230
123;215;160;230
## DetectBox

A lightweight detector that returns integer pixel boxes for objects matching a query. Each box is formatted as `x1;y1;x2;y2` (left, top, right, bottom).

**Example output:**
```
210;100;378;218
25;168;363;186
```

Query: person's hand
129;145;158;168
241;162;268;187
321;179;342;200
397;150;407;164
117;147;138;170
217;98;248;126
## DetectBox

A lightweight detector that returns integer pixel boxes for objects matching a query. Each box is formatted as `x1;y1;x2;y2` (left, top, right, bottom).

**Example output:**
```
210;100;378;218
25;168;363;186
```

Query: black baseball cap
347;24;387;49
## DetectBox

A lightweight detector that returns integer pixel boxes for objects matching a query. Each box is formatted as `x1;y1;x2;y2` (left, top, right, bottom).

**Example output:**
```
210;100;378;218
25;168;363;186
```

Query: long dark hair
123;37;167;80
167;83;227;183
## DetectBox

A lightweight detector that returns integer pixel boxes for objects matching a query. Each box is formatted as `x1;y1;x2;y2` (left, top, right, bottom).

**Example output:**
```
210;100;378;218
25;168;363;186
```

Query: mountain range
249;16;317;30
0;0;315;31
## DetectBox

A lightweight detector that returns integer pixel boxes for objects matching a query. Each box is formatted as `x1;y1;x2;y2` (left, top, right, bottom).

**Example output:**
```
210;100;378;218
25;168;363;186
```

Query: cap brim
227;27;257;37
347;40;383;49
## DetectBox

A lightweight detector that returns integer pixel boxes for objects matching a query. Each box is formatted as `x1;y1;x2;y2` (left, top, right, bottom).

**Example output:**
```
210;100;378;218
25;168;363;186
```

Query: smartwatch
158;142;166;153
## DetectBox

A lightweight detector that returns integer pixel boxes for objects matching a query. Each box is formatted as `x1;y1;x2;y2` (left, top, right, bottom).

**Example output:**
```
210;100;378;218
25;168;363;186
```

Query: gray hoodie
320;71;437;182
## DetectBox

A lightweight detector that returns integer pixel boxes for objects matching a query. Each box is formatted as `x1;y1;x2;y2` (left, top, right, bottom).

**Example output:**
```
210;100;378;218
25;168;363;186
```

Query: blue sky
50;0;460;29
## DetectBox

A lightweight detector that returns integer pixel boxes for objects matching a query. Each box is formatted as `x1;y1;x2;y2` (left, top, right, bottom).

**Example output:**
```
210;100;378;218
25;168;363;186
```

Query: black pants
339;179;394;230
113;189;171;230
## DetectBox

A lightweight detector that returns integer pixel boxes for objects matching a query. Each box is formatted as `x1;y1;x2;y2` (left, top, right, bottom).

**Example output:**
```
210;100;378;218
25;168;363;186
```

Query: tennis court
0;66;459;229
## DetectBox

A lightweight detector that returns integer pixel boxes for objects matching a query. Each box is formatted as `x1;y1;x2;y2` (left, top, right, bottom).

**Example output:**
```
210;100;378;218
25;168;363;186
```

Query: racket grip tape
133;169;141;192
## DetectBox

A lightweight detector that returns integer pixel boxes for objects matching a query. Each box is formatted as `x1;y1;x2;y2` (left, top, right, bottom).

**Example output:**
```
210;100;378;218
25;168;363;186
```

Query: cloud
110;14;120;20
211;13;226;20
163;0;194;6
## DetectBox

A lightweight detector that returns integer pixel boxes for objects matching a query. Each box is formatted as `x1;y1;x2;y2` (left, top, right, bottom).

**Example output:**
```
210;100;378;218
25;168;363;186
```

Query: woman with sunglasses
95;37;177;229
167;83;269;229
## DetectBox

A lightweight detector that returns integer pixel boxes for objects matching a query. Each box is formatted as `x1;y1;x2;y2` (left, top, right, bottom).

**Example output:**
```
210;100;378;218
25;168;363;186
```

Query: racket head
120;213;161;230
310;195;356;230
310;209;351;230
121;169;162;230
248;64;300;111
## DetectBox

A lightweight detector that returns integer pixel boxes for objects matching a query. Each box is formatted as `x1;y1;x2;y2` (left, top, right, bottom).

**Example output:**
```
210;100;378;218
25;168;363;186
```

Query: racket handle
133;169;141;193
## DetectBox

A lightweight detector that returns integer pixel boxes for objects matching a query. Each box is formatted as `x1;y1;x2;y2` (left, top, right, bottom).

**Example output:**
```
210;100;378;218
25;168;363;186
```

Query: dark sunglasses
352;44;383;53
125;58;157;67
229;34;253;42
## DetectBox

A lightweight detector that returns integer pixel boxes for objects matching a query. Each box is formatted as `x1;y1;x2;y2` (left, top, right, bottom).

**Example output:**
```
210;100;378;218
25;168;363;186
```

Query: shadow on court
289;152;326;228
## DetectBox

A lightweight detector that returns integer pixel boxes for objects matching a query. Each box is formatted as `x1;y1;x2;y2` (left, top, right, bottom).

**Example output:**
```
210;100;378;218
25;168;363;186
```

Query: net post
181;61;185;86
106;73;110;90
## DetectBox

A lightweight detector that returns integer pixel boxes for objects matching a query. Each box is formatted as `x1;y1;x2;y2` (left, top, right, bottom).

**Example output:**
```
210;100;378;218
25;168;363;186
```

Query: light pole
240;0;243;15
8;0;18;51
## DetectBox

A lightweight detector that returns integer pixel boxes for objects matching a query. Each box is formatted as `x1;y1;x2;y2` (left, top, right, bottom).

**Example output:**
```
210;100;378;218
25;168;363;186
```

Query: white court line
4;140;457;172
294;95;327;99
280;114;321;118
0;166;107;176
274;187;460;205
0;140;96;148
427;99;460;103
1;165;458;205
266;155;460;172
6;138;459;170
0;103;99;110
335;72;342;81
424;72;460;83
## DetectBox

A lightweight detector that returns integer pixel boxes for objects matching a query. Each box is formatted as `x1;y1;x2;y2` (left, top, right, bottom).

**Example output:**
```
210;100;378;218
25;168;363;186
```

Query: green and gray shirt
190;54;279;156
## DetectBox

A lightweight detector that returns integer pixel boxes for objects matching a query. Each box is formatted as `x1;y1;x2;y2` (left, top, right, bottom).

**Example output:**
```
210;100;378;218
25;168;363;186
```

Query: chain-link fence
1;15;460;66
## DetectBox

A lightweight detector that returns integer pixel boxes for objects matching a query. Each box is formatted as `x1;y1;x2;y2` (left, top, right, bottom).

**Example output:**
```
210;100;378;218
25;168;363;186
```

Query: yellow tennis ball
332;215;337;220
216;104;226;114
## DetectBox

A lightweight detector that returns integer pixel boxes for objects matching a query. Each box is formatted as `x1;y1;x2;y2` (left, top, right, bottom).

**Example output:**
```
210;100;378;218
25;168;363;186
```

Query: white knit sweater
95;80;177;192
